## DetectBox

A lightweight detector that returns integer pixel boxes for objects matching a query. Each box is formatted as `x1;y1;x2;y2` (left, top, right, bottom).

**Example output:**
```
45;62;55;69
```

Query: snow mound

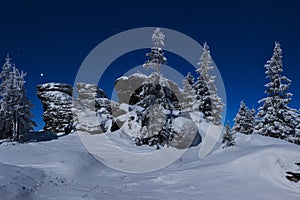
0;163;45;200
0;131;299;199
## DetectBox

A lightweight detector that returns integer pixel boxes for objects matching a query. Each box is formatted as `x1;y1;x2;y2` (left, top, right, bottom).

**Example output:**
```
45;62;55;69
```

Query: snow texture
0;128;299;200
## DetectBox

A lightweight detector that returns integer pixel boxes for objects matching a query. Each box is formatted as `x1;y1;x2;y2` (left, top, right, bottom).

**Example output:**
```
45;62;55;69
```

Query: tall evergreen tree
255;42;299;140
194;75;210;114
134;29;176;147
181;74;196;111
0;55;35;140
143;28;167;74
0;55;13;139
232;101;255;135
194;43;224;125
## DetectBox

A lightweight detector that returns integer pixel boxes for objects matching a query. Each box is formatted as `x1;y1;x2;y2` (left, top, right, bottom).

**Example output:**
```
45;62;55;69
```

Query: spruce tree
185;72;195;86
0;55;14;139
245;108;256;134
232;101;255;135
0;55;35;140
143;28;167;74
222;121;235;148
181;74;196;111
255;42;298;140
194;43;224;125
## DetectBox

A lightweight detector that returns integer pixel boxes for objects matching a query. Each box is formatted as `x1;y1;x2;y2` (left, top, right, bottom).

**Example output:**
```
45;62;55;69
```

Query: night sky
1;0;300;130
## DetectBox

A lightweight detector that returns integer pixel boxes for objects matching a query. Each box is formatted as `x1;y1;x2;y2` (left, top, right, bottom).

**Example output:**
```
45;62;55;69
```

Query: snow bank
0;131;299;199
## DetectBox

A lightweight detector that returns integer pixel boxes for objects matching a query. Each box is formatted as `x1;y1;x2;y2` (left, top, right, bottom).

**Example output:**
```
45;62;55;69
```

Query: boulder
114;73;184;108
74;83;123;134
170;117;200;149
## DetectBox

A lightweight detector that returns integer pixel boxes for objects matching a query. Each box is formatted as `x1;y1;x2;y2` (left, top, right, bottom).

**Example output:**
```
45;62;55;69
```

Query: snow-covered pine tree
0;55;35;140
0;55;13;139
222;121;235;148
181;74;196;111
232;100;247;133
194;43;224;125
14;67;36;137
134;29;179;148
133;75;178;148
294;112;300;144
255;42;299;141
143;28;167;74
185;72;195;86
246;108;256;134
232;101;255;135
193;75;210;113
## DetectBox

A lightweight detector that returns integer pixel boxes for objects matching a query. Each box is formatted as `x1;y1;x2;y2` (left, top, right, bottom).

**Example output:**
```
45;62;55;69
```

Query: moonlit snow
0;125;299;199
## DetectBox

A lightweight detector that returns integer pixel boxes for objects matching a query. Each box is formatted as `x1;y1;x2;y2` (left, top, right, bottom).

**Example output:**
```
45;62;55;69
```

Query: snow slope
0;131;299;200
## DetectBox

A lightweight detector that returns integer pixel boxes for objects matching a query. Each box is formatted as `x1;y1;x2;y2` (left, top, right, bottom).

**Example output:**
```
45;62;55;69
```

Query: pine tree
143;28;167;74
294;112;300;144
0;55;35;140
232;101;255;135
181;74;196;111
194;43;224;125
15;68;36;137
255;42;298;140
185;72;195;86
194;75;210;113
0;55;14;139
222;121;235;148
245;108;256;134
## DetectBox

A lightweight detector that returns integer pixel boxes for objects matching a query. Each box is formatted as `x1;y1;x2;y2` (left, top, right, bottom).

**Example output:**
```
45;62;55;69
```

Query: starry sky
0;0;300;130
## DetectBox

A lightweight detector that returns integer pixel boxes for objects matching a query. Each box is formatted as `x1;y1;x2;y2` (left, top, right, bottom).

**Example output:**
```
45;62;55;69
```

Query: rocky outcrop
74;83;124;134
37;83;73;133
114;73;202;149
76;82;107;111
114;72;183;109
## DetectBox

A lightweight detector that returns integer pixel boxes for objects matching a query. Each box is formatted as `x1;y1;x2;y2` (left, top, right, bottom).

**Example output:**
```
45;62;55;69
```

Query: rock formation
37;83;73;133
73;83;124;134
114;72;183;109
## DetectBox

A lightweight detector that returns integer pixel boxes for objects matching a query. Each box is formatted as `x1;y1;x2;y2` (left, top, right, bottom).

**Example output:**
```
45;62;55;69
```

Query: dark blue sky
0;0;300;130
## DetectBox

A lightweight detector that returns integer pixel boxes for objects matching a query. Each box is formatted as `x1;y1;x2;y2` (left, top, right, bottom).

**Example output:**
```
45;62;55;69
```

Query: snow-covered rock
73;83;126;134
115;73;193;148
37;83;73;133
115;72;183;108
76;82;107;111
170;117;201;149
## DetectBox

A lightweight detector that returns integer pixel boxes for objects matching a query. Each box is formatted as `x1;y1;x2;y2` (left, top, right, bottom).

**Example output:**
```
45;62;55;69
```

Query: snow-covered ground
0;130;300;200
